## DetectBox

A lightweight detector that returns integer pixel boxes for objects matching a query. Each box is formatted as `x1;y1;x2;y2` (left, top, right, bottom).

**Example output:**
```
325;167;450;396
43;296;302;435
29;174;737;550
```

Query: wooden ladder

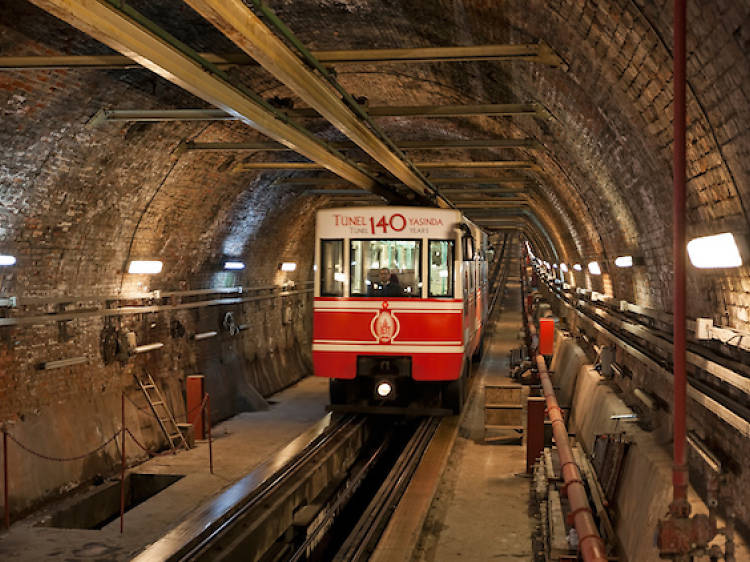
135;371;189;452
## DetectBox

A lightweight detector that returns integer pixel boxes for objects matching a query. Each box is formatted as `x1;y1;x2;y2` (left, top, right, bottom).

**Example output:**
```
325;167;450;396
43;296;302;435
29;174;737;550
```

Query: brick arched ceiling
1;0;748;328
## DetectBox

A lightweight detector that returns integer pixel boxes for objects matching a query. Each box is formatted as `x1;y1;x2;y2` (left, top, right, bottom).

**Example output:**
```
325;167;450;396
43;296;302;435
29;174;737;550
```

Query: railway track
532;265;750;437
134;414;439;562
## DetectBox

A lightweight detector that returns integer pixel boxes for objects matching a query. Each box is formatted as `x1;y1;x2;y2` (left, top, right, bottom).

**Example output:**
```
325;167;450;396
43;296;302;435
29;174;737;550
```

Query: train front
313;206;466;414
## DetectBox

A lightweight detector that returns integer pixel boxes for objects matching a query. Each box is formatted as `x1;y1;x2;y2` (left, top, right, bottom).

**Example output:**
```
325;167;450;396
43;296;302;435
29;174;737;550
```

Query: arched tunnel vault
1;0;749;532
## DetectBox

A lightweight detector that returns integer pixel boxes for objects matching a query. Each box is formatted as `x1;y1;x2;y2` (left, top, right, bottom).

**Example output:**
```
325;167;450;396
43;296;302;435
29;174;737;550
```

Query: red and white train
313;206;488;414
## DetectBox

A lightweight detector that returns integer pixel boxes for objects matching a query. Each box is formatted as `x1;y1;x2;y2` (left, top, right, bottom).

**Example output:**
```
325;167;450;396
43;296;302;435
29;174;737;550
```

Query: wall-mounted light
133;342;164;354
224;261;245;270
334;272;346;282
573;263;582;271
280;262;297;272
128;260;163;274
39;356;88;370
560;263;568;272
588;261;602;275
615;255;633;268
687;232;743;268
193;331;218;341
0;255;16;266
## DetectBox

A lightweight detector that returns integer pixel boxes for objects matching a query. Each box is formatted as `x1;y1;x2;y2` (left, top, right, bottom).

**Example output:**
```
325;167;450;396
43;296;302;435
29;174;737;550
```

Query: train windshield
350;240;421;298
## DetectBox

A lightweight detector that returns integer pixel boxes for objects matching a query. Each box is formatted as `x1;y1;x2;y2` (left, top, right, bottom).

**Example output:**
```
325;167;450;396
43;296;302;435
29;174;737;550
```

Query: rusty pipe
672;0;689;514
534;354;607;561
521;266;607;561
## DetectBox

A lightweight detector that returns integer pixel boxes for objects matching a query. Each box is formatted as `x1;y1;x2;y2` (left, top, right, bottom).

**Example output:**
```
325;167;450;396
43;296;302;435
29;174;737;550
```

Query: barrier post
526;397;546;474
206;394;213;474
120;393;125;534
3;429;8;529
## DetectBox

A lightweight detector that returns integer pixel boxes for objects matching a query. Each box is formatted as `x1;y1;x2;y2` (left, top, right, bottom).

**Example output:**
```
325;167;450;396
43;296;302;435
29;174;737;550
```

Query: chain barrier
3;392;213;530
5;430;120;462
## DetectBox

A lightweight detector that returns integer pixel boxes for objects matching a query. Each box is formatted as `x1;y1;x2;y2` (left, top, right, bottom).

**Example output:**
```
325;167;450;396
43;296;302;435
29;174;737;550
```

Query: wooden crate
484;383;528;441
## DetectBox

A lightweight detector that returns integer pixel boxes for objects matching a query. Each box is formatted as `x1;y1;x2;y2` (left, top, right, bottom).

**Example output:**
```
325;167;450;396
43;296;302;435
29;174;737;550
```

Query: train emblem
370;301;400;344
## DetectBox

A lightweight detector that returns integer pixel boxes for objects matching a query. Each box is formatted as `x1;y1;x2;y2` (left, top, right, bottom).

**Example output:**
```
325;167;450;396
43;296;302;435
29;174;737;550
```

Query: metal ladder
135;371;189;452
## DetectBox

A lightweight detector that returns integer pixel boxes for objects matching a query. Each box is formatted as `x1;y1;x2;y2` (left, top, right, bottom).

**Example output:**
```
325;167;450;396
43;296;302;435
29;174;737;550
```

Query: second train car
312;206;488;414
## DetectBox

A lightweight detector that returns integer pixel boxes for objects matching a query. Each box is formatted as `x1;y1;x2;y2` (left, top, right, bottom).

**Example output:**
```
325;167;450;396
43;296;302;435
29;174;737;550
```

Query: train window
428;240;454;298
320;239;344;297
349;239;421;298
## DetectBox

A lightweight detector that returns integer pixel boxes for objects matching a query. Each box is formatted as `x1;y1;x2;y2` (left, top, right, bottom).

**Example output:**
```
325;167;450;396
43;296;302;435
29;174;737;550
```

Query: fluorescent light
224;261;245;270
615;255;633;268
573;263;582;271
687;232;742;268
280;262;297;272
0;255;16;266
334;272;346;282
588;261;602;275
128;260;163;274
560;263;568;272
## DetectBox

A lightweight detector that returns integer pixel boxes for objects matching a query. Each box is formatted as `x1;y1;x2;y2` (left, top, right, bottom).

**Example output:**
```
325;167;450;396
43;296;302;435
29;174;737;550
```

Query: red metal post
672;0;689;515
187;375;206;440
526;397;546;473
206;394;213;474
3;430;9;529
539;318;555;355
120;393;125;534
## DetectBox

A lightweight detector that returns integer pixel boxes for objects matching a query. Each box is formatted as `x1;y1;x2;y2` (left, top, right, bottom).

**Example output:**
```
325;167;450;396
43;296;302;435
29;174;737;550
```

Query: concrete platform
414;275;534;561
0;376;330;561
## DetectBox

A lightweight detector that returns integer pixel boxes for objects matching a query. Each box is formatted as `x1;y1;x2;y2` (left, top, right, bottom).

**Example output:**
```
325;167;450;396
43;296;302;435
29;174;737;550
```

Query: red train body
312;207;488;414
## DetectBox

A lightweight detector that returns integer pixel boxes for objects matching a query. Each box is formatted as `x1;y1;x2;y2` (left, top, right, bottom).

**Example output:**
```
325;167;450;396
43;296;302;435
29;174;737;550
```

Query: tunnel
0;1;749;560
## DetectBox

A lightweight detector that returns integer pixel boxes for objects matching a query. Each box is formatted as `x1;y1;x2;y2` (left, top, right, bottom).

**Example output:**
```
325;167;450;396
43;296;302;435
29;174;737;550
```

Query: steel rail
287;438;392;562
333;417;439;562
521;269;608;562
87;103;547;124
532;266;750;437
0;43;563;70
184;0;447;207
28;0;406;202
0;288;312;327
178;415;366;561
179;138;543;152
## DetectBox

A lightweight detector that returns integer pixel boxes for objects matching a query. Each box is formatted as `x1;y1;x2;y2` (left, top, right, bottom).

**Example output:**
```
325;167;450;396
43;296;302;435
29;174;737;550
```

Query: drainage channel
134;414;437;562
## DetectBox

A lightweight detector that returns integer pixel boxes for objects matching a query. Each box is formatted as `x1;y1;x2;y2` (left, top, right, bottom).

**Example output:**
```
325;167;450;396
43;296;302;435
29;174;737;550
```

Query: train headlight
376;381;393;398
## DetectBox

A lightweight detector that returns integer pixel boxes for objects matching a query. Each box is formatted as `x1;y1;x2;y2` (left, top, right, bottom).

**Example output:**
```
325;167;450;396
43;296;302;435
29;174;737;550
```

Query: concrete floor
0;376;330;561
415;274;534;561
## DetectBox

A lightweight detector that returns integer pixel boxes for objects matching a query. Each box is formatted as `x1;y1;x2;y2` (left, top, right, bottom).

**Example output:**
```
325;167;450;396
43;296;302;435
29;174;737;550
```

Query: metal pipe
206;394;213;474
672;0;689;514
3;429;8;529
521;269;607;561
120;393;125;534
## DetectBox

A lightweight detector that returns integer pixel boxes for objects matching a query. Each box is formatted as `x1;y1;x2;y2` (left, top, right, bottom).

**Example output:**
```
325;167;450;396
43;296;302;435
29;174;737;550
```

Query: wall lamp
614;255;645;268
224;261;245;270
280;262;297;272
588;261;602;275
560;263;568;272
687;232;744;268
128;260;163;274
0;255;16;266
573;263;582;271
